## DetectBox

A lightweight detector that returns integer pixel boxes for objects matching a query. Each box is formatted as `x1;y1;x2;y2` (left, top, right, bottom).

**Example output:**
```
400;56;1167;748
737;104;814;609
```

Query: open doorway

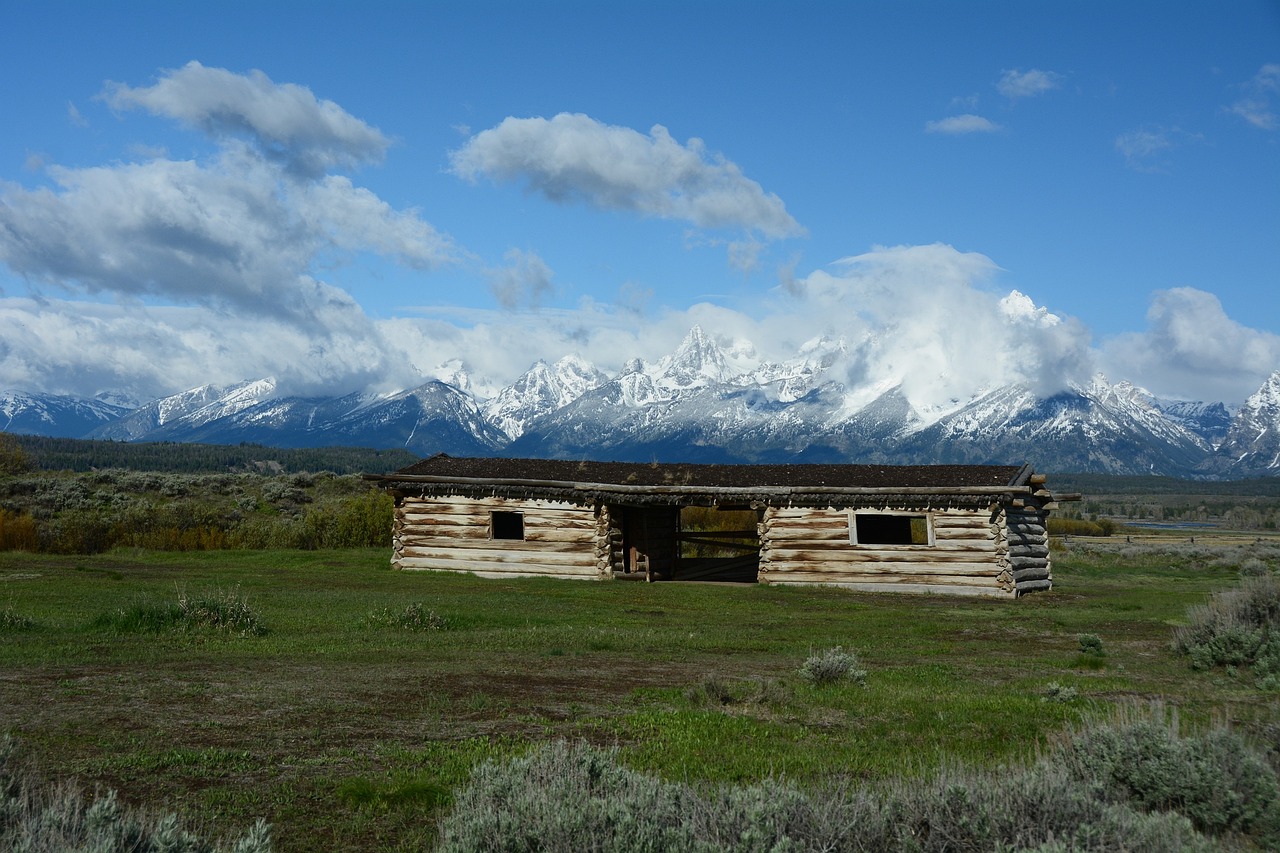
674;506;760;582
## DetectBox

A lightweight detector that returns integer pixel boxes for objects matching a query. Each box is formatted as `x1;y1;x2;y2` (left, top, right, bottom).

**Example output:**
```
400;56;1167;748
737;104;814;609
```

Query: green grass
0;540;1272;851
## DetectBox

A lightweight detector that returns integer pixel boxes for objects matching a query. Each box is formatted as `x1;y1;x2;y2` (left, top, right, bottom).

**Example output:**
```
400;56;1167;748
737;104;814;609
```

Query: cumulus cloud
925;114;1001;135
1101;287;1280;403
0;63;463;399
486;248;554;310
771;244;1094;409
0;65;456;330
0;296;420;400
996;68;1063;100
103;61;390;177
449;113;803;240
1226;63;1280;130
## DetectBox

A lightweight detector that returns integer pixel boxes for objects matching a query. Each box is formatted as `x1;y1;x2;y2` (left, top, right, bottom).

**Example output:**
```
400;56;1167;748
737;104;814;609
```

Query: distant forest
6;434;420;475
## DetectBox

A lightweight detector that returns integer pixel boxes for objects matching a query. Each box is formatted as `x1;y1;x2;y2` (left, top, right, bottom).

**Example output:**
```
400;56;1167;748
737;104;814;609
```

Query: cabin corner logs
376;458;1073;599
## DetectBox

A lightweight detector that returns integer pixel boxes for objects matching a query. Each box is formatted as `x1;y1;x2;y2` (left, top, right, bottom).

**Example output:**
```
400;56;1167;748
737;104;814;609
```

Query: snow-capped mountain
1;390;130;437
91;379;280;442
1209;371;1280;477
4;332;1278;479
482;355;608;440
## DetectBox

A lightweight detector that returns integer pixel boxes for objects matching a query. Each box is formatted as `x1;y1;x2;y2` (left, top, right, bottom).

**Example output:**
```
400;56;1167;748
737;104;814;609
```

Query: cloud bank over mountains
0;63;1276;410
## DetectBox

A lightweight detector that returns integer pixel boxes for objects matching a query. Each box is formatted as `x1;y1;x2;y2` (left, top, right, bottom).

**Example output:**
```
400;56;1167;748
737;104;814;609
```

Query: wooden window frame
848;510;934;547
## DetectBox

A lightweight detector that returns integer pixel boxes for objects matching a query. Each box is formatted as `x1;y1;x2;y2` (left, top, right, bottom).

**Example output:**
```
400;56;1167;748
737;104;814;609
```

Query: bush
0;734;272;852
92;587;266;636
1077;633;1105;657
1174;573;1280;684
0;607;39;633
798;646;867;686
365;602;446;632
435;736;1219;852
1053;706;1280;844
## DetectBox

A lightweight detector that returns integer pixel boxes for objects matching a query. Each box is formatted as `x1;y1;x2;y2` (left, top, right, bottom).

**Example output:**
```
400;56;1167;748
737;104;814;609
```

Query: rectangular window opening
851;513;931;546
491;510;525;540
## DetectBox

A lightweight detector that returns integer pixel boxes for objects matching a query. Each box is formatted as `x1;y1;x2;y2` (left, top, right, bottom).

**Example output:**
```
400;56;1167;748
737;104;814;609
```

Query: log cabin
366;455;1080;598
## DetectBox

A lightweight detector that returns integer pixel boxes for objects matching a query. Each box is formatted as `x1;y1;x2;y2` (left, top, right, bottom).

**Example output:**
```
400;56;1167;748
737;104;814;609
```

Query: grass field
1;537;1275;851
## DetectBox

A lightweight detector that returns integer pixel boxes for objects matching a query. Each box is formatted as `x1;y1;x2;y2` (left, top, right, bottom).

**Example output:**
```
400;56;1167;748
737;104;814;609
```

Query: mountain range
3;325;1279;479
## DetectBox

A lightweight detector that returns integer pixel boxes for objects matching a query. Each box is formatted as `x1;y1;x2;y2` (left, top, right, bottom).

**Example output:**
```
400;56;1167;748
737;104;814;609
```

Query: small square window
851;513;931;545
491;511;525;540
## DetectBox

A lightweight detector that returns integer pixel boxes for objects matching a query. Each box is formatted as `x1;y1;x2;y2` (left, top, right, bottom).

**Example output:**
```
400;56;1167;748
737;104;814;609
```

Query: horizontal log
397;535;596;553
396;555;601;576
401;506;597;525
1016;579;1052;593
765;561;996;579
407;495;586;511
1012;567;1051;582
765;579;1014;598
766;544;995;561
764;535;994;552
398;545;598;568
1008;556;1049;570
1007;543;1050;558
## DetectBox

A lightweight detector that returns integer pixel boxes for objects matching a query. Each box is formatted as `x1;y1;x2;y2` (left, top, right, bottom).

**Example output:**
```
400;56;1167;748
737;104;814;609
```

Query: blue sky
2;0;1278;408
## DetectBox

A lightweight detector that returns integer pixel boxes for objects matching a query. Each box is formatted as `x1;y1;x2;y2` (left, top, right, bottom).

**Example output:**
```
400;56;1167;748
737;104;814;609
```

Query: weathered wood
767;544;996;562
766;570;999;587
766;561;996;578
398;546;599;568
1008;556;1049;570
396;555;600;575
1012;567;1051;582
765;579;1013;597
397;535;595;553
1016;579;1052;593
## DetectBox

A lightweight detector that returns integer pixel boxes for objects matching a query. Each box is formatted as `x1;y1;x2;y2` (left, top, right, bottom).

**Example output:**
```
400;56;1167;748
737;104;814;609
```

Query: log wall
758;505;1018;598
393;495;605;580
999;505;1052;595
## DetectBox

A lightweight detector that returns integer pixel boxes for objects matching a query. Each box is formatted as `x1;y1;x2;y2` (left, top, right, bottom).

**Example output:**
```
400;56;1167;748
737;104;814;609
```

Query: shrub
0;607;39;633
1053;706;1280;844
93;587;266;636
798;646;867;686
365;602;446;632
1174;573;1280;683
0;509;36;551
437;740;695;853
436;737;1218;852
0;734;272;852
1077;633;1105;657
1041;682;1078;703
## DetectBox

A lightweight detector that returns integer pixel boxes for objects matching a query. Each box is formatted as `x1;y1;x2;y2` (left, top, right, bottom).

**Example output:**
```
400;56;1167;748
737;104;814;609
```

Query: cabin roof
389;454;1030;490
366;454;1043;508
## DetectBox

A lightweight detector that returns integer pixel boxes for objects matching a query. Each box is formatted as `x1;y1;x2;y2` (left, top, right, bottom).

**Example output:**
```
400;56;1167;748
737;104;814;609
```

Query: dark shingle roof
388;454;1029;490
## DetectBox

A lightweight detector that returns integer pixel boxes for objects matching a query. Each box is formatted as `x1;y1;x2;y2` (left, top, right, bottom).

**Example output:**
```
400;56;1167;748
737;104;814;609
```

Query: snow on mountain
482;355;608;440
652;325;745;393
0;390;131;437
1212;371;1280;477
7;325;1276;479
1157;398;1234;448
91;379;280;441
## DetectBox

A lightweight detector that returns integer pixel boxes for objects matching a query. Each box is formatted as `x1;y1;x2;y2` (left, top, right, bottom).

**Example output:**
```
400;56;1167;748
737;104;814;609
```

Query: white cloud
449;112;804;240
103;61;390;177
996;68;1063;100
787;244;1093;408
486;248;554;310
1114;126;1201;172
1115;128;1174;171
1101;287;1280;403
1226;63;1280;130
0;296;419;400
925;114;1001;135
